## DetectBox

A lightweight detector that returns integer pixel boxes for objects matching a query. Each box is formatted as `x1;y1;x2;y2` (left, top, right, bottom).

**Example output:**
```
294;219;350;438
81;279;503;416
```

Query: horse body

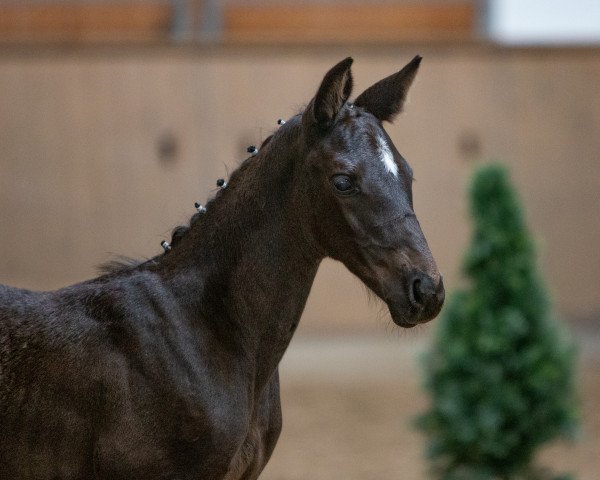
0;57;444;479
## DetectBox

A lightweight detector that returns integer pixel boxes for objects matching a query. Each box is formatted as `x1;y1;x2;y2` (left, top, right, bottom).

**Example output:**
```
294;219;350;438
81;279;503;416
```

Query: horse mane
96;133;278;276
97;255;155;275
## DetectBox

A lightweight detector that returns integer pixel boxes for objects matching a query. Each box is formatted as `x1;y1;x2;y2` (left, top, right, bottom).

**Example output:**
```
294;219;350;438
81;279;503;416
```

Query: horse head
294;56;444;327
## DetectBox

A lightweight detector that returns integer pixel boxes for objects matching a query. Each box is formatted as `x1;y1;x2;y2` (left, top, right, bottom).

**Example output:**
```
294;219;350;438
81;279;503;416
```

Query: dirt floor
261;329;600;480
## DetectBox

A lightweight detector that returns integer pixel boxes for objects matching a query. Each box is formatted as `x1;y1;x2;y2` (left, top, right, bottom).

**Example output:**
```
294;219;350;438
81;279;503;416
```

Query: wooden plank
0;3;172;42
224;4;476;43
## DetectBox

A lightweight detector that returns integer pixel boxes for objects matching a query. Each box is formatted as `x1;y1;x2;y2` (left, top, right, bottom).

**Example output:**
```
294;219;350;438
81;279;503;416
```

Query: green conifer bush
417;163;578;480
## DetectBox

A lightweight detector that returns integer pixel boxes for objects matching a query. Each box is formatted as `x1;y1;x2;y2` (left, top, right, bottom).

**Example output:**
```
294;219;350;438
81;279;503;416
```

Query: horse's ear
304;57;353;131
354;55;421;123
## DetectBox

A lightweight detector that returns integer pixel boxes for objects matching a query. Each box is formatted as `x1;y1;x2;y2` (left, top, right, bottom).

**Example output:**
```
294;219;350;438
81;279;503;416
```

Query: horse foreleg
225;370;282;480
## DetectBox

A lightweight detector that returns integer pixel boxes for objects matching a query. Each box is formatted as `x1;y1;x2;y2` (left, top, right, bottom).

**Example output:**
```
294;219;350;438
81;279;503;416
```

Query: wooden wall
0;45;598;331
0;2;476;44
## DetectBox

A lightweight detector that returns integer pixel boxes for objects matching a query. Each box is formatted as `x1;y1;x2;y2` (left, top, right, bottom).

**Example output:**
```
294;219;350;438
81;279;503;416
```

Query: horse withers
0;57;444;479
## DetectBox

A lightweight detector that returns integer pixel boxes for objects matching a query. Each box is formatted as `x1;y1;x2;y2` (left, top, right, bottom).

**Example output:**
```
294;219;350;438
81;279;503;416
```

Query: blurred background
0;1;598;478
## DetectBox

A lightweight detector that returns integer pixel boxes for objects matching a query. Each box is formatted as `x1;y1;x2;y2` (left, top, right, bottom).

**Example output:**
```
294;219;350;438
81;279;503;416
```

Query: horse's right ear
303;57;353;132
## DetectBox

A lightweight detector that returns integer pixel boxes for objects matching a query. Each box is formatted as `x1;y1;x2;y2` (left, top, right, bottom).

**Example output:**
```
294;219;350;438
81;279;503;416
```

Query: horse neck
156;135;323;389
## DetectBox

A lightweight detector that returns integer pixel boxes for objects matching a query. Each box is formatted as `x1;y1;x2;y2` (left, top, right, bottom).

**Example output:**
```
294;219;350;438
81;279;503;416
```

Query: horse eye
332;175;356;194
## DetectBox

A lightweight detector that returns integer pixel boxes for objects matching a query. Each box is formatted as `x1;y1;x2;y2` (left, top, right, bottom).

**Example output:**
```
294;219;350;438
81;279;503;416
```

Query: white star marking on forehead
377;135;398;177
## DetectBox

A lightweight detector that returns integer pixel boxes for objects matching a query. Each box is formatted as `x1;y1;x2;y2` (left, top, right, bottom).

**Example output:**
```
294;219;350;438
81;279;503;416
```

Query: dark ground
261;330;600;480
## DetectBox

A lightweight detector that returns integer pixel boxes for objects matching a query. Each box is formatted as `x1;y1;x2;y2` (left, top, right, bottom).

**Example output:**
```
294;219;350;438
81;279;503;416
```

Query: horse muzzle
387;273;445;328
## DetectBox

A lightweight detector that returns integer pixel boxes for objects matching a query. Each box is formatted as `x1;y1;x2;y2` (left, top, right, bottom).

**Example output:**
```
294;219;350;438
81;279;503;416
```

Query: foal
0;57;444;479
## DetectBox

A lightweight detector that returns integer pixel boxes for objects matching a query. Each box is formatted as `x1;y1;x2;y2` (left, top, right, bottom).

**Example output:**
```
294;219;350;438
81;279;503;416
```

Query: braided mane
98;134;275;275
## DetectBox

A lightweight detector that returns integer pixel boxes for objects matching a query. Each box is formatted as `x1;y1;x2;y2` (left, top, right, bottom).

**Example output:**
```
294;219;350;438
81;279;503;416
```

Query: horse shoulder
0;273;267;478
80;272;253;477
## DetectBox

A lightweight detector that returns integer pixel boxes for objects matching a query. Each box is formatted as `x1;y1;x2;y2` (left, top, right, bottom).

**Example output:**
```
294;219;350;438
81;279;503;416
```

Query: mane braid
98;118;294;276
164;138;273;252
162;149;262;251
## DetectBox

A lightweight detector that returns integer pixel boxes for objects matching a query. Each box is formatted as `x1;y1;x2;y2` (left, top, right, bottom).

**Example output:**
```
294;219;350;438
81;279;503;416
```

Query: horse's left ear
354;55;421;123
304;57;354;132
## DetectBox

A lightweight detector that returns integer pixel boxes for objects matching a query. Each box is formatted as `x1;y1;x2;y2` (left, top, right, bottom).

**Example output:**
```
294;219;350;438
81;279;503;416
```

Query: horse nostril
409;274;442;308
407;273;445;320
411;278;423;305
